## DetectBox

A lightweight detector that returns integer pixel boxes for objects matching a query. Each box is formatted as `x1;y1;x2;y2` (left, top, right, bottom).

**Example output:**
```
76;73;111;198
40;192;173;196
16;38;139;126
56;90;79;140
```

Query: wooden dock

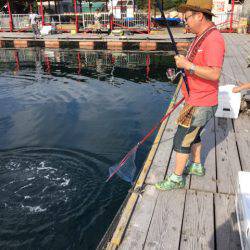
100;33;250;250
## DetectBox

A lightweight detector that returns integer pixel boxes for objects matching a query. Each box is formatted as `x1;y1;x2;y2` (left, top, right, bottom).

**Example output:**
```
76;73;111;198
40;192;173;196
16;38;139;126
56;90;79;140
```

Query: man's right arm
233;83;250;93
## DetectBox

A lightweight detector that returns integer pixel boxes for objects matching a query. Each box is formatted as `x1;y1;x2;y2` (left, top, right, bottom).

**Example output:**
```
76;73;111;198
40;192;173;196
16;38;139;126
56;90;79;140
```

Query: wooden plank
120;143;186;249
143;189;186;250
108;192;139;248
225;35;250;82
119;185;159;250
179;190;214;250
145;97;183;184
226;45;249;83
144;141;187;250
222;51;239;85
233;114;250;171
215;118;241;194
215;193;241;250
190;117;217;193
234;47;250;81
145;85;183;184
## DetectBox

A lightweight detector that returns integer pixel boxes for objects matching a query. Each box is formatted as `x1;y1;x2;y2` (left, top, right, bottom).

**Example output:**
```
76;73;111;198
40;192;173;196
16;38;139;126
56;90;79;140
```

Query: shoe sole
189;171;205;176
184;170;205;177
155;184;185;191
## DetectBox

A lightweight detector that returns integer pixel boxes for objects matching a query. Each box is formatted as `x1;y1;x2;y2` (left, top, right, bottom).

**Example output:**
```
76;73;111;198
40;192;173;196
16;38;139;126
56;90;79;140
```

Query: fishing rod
156;0;190;95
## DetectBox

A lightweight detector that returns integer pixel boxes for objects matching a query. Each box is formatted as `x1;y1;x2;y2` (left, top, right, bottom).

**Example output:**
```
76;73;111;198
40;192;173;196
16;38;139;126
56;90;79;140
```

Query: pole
79;0;82;13
229;0;235;33
105;0;108;11
77;52;81;75
74;0;79;32
40;0;45;25
154;0;156;18
121;0;123;15
156;0;190;94
54;0;58;13
110;0;114;31
7;1;13;32
147;0;151;34
146;55;150;81
14;51;20;72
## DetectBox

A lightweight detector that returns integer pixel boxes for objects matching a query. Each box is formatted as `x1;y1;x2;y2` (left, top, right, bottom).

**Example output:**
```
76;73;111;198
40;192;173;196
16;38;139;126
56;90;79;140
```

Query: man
155;0;225;190
29;11;40;38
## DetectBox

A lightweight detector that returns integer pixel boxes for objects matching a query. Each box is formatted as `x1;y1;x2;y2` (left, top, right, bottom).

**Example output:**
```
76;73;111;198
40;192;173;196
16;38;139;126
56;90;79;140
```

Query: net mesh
107;145;138;184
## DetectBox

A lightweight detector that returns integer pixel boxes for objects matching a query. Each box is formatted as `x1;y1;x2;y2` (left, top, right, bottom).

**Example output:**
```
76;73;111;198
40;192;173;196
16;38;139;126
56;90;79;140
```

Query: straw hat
178;0;215;16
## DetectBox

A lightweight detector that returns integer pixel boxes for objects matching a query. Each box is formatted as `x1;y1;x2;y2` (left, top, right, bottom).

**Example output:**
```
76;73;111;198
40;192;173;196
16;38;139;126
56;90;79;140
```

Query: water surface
0;48;176;249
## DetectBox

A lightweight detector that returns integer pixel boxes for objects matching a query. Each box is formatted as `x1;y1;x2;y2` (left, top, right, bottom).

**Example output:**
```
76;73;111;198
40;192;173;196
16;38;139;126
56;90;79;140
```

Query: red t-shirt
182;29;225;106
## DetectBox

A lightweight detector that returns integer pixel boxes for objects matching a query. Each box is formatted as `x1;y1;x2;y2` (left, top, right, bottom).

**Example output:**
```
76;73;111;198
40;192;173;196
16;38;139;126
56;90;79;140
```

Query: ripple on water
0;147;117;248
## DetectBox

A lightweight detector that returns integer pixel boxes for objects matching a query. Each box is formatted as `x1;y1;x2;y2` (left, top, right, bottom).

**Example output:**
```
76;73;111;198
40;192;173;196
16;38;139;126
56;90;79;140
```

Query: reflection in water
0;48;176;249
0;48;176;83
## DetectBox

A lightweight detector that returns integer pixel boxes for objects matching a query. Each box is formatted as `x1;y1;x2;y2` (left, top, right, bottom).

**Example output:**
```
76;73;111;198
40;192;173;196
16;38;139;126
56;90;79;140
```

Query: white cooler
215;84;241;119
236;171;250;250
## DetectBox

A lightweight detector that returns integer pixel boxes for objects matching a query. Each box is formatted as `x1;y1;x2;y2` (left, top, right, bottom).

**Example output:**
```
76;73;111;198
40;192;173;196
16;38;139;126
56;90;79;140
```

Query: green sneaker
183;162;205;176
155;174;185;191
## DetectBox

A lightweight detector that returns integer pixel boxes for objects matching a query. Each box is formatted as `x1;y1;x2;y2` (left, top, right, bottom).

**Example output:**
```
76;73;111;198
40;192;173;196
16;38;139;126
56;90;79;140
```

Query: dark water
0;48;176;249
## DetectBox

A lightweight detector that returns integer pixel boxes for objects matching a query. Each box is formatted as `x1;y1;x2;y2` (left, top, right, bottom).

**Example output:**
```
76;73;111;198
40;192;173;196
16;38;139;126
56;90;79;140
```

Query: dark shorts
173;105;217;154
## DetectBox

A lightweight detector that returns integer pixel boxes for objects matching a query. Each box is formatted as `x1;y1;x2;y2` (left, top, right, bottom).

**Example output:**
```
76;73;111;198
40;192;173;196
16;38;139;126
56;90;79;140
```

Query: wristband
189;64;196;75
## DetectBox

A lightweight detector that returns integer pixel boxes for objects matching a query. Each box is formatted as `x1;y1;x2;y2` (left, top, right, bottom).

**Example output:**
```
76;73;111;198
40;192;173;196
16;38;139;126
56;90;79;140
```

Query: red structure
39;0;45;25
74;0;79;33
7;1;13;32
229;0;235;33
147;0;151;33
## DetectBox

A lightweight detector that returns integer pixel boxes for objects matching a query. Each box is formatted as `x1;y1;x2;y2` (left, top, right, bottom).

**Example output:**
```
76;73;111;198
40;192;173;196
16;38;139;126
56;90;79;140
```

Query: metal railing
213;12;240;28
12;14;30;30
82;13;109;29
1;14;31;30
113;12;148;29
1;12;149;32
0;14;10;30
44;14;81;26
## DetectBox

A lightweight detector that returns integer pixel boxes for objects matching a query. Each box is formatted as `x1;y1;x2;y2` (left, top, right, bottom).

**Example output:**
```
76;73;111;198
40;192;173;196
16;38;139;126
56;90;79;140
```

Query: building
212;0;247;26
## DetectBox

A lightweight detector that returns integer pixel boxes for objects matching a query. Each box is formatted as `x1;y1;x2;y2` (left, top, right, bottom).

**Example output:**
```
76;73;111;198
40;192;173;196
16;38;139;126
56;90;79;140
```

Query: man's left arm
175;37;225;82
175;55;222;81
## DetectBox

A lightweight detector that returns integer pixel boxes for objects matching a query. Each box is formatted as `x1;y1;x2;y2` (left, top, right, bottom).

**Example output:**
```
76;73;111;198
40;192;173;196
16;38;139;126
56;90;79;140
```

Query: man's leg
184;141;205;176
174;152;189;175
171;142;202;176
155;125;202;191
191;142;201;163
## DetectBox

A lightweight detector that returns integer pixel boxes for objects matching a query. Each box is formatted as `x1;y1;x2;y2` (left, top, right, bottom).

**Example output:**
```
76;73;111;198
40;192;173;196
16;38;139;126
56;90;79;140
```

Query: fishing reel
166;68;183;82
